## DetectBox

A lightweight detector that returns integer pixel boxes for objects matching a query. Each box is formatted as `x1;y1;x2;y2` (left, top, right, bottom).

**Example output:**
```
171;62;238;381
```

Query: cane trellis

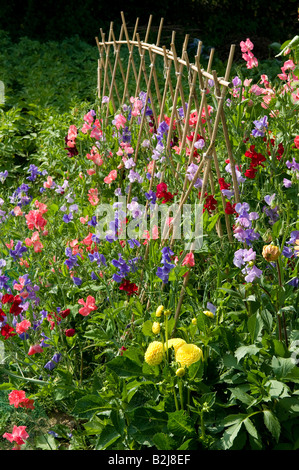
95;12;240;331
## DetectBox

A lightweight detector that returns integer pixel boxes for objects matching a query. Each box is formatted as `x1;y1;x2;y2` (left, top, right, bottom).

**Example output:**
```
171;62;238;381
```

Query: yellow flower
191;317;197;325
262;244;280;262
152;322;161;335
164;309;171;316
144;341;164;366
176;367;186;377
203;310;214;319
165;338;186;353
175;343;203;367
295;240;299;258
155;305;164;317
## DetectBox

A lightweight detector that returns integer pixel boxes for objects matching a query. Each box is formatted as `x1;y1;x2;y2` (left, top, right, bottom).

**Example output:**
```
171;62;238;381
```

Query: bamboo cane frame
95;15;238;319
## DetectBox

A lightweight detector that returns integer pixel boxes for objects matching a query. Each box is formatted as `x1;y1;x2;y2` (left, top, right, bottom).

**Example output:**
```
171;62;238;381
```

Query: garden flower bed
0;26;298;451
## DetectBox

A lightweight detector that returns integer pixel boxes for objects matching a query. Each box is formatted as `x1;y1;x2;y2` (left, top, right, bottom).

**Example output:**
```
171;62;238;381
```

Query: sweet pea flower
104;170;117;184
3;425;29;447
113;114;126;130
78;296;97;316
16;319;31;334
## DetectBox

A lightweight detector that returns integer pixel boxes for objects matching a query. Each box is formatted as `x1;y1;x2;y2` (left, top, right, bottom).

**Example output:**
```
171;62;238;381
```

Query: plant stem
178;379;184;410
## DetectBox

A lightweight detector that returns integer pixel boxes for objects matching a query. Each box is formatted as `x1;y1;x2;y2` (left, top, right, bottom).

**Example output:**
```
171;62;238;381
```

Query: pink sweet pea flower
88;188;99;206
281;59;296;73
16;320;31;334
78;295;97;316
240;38;254;53
182;252;195;267
28;344;43;355
34;200;48;214
3;425;29;446
104;170;117;184
43;176;54;189
5;240;14;249
8;390;26;408
80;215;89;224
113;114;126;130
13;206;23;216
291;88;299;103
25;210;47;231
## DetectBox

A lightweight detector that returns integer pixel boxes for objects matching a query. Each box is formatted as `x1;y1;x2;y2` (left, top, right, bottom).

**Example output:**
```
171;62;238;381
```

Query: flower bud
262;244;280;262
152;322;161;335
155;305;164;317
191;318;197;325
176;367;186;377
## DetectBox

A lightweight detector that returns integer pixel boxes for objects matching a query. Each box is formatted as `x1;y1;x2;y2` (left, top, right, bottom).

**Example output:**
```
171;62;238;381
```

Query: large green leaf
167;410;196;438
106;355;143;378
263;410;281;443
71;394;113;419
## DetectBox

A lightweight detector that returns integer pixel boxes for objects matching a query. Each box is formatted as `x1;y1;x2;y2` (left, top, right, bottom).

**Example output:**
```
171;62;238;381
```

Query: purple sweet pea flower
251;116;268;138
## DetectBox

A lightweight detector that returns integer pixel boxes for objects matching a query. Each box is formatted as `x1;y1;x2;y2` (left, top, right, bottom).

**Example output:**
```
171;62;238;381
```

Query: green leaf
152;432;176;450
228;386;255;407
247;313;263;341
34;433;57;450
235;345;260;362
127;407;168;446
222;418;244;449
71;394;112;419
142;319;154;336
95;424;121;450
263;410;281;442
167;410;196;438
106;356;143;378
271;356;296;379
243;417;259;440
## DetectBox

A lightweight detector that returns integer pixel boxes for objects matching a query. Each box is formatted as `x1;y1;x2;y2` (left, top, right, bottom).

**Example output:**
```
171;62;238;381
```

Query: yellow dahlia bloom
175;343;203;367
165;338;186;353
176;367;186;377
144;341;164;366
155;305;164;317
152;322;161;335
262;244;280;262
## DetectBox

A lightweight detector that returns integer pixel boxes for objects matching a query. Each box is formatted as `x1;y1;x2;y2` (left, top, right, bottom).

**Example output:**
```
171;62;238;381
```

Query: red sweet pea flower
218;178;231;190
60;309;70;319
65;328;76;337
244;166;257;179
225;201;237;215
1;324;17;339
199;192;217;214
0;309;5;322
156;183;174;204
119;280;138;296
1;294;14;304
9;296;23;316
